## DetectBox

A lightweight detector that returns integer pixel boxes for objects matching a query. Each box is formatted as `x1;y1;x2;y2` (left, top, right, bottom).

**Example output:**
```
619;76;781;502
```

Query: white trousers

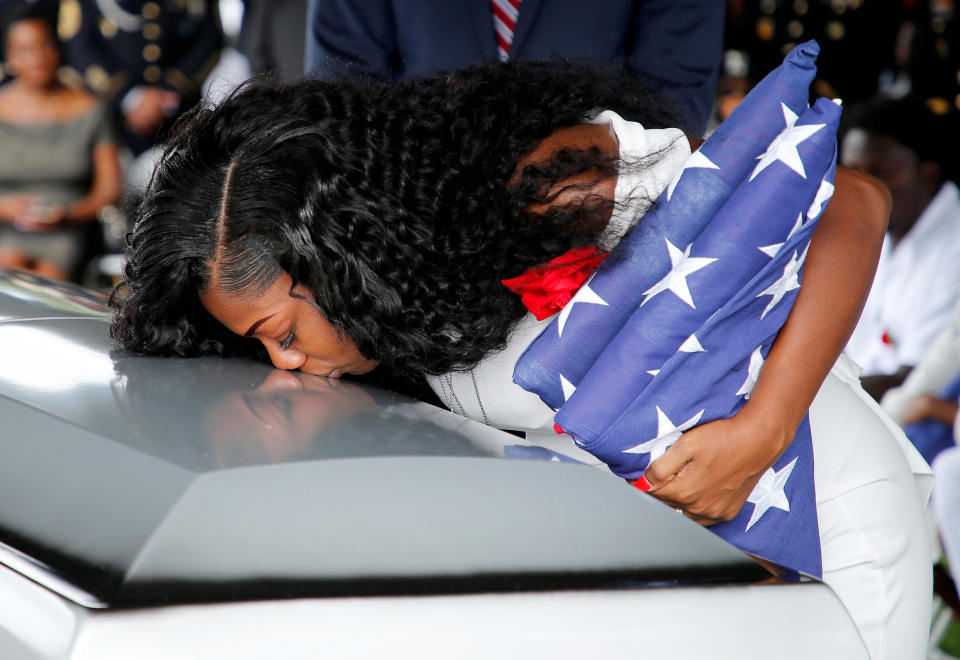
810;355;933;660
933;448;960;604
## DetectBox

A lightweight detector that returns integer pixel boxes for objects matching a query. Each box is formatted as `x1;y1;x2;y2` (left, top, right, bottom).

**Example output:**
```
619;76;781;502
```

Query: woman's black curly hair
110;60;683;375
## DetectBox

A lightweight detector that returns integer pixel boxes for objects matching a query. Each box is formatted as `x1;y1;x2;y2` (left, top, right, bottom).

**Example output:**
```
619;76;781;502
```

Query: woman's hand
14;203;64;232
124;86;180;136
639;406;792;525
902;393;959;426
0;194;35;222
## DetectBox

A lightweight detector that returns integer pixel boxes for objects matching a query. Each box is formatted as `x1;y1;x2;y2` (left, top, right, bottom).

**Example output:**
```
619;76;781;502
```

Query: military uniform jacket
57;0;222;106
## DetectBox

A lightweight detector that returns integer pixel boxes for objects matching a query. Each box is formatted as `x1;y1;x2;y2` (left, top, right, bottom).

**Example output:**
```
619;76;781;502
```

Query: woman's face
5;19;60;88
200;272;380;378
203;369;378;466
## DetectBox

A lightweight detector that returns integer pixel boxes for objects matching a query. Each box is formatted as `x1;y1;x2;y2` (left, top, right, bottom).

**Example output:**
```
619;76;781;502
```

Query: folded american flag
514;41;841;578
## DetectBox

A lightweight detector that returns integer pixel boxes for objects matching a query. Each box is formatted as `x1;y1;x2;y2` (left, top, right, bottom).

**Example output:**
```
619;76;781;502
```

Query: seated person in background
841;95;960;401
883;299;960;426
0;1;121;281
933;448;960;605
880;300;960;464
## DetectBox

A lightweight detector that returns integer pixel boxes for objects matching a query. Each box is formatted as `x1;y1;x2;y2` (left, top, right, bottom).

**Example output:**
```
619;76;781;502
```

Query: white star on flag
678;333;705;353
758;245;808;319
759;213;804;258
558;273;608;337
780;101;799;128
641;239;717;308
749;106;825;181
736;346;765;398
666;150;720;201
623;406;704;462
560;374;577;401
807;177;835;219
745;457;797;531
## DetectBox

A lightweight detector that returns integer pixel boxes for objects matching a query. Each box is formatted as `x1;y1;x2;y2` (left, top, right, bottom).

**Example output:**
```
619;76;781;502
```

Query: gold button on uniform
143;22;161;40
142;2;161;20
927;97;949;115
144;65;162;83
58;0;81;41
84;64;110;93
99;17;118;38
58;65;85;90
756;16;775;41
143;44;162;62
826;20;846;40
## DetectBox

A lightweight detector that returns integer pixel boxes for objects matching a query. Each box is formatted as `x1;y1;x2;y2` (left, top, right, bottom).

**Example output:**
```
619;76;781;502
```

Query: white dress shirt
846;181;960;376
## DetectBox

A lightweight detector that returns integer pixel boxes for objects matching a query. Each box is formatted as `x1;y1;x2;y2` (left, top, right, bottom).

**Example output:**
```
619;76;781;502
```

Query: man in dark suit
304;0;724;135
56;0;223;154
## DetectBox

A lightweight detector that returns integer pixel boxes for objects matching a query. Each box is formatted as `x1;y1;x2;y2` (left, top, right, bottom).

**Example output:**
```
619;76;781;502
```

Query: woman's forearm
65;143;122;224
635;166;890;525
0;194;31;222
63;195;107;223
903;394;960;426
740;165;890;441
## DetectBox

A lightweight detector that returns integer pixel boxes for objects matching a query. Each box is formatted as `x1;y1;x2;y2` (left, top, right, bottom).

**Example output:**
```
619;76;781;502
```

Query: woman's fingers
642;440;693;493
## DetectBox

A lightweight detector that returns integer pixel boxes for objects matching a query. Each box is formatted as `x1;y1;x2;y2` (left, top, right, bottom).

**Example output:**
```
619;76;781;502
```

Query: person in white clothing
841;95;960;401
882;299;960;427
110;62;931;659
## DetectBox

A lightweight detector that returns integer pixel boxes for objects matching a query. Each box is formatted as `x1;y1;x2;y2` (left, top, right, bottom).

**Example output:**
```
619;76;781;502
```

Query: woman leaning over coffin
109;63;931;659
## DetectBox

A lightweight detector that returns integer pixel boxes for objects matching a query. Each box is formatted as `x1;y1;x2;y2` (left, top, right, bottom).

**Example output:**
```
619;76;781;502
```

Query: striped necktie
491;0;521;61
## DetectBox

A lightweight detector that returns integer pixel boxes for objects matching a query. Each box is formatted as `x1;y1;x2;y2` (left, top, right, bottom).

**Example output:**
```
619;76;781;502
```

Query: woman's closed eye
279;331;296;350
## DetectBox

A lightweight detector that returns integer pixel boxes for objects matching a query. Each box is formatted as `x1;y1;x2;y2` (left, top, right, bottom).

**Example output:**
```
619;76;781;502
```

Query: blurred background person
724;0;908;104
722;0;959;127
895;0;959;116
839;95;960;401
933;448;960;609
883;301;960;430
705;46;754;135
55;0;223;157
880;300;960;467
236;0;306;80
48;0;225;286
0;0;120;281
304;0;725;135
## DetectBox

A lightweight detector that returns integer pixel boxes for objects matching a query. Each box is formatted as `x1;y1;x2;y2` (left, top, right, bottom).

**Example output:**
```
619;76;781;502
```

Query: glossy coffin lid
0;269;766;607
